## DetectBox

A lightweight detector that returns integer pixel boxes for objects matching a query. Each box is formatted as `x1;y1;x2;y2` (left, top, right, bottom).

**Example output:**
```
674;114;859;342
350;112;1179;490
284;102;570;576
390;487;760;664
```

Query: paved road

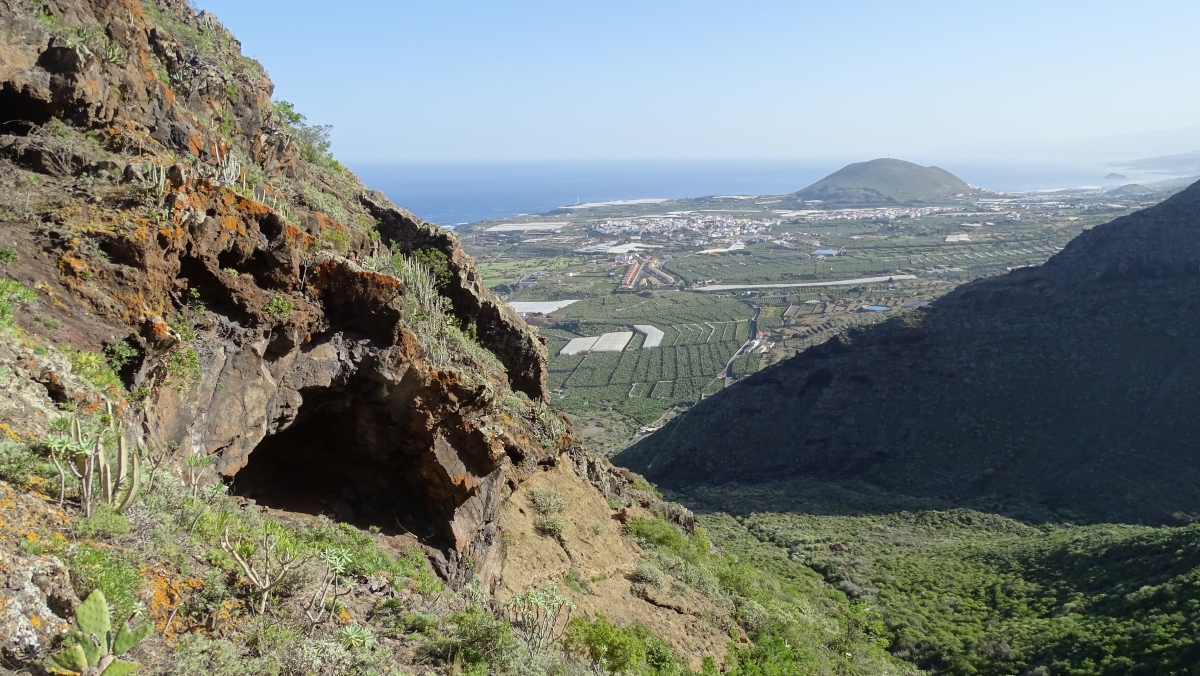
693;274;917;292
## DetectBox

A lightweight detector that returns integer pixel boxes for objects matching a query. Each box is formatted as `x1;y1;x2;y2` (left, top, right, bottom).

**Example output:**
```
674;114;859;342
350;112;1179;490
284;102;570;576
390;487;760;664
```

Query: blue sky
194;0;1200;162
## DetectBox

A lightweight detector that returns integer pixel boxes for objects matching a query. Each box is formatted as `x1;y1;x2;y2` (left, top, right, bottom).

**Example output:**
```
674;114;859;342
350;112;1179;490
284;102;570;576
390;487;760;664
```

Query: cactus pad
100;659;139;676
113;620;151;655
49;643;89;672
75;589;111;644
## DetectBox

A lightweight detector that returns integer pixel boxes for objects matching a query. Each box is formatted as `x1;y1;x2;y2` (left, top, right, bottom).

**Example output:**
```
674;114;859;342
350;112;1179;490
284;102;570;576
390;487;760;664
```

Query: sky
194;0;1200;163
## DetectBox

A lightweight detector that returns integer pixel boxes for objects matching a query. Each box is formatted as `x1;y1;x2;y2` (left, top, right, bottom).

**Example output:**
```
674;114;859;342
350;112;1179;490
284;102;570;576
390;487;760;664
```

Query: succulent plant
48;589;151;676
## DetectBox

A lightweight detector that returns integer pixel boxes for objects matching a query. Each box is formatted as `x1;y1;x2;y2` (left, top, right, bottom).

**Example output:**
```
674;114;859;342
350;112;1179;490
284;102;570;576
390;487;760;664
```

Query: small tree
500;584;576;653
220;521;305;614
304;547;354;632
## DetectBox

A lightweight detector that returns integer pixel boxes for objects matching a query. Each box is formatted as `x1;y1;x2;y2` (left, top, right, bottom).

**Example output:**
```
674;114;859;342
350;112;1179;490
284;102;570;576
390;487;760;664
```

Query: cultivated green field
457;187;1173;452
544;294;755;429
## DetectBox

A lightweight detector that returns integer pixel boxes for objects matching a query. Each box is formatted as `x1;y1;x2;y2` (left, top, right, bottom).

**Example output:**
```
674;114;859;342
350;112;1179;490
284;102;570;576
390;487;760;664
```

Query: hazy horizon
352;157;1191;225
195;0;1199;164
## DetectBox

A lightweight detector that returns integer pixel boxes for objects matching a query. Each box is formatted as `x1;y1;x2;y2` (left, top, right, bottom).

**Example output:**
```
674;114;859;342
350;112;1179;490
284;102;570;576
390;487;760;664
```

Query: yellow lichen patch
158;224;186;243
0;423;23;441
57;254;92;279
145;565;204;638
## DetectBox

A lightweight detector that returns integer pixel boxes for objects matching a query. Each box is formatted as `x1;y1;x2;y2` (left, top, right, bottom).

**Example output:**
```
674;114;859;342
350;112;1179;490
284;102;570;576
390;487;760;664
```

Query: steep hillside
618;180;1200;525
783;158;982;205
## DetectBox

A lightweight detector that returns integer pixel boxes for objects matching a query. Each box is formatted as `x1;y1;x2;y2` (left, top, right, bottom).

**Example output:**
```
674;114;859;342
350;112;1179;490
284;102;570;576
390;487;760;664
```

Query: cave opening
230;372;450;546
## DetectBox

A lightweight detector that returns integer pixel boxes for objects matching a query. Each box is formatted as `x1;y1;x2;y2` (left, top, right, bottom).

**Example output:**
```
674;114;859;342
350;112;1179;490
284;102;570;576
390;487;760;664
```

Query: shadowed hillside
781;158;984;206
617;180;1200;524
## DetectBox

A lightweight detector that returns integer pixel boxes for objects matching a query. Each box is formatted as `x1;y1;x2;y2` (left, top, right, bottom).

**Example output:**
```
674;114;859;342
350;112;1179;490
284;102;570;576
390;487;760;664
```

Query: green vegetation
63;345;124;394
529;487;568;515
0;278;36;328
264;293;296;320
616;515;909;674
658;475;1200;676
274;100;341;170
362;252;503;379
547;294;753;426
566;614;706;676
411;247;454;288
166;347;201;392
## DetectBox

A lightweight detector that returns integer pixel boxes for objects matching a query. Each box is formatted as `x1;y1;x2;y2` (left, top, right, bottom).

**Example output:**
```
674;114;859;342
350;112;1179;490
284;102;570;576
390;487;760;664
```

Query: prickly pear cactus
74;589;111;639
47;589;151;675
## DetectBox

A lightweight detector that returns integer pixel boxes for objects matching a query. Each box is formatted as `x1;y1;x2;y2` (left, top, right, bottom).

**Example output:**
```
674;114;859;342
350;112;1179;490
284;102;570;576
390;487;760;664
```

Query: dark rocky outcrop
619;180;1200;525
0;0;561;588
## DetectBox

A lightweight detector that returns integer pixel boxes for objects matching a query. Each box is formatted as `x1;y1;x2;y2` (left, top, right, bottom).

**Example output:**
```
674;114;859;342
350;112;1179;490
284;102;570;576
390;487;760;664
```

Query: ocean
350;159;1139;227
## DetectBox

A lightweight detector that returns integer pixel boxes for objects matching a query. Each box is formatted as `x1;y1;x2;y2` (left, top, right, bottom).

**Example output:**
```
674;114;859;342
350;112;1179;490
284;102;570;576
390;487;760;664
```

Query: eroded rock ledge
0;0;560;587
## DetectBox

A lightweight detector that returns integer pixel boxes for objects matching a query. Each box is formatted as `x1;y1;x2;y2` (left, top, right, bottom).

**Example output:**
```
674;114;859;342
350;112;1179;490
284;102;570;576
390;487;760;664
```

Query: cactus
143;163;168;206
48;590;151;675
54;404;143;517
214;150;240;187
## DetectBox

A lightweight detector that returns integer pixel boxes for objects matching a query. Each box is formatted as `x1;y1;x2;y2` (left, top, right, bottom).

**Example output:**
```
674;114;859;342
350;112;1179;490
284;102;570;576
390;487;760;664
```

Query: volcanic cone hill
782;158;983;206
617;180;1200;524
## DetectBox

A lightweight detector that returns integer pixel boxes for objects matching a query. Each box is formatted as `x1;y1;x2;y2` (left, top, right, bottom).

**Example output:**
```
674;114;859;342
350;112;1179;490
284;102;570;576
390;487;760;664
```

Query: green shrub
630;480;663;498
68;543;142;620
410;247;453;288
264;293;296;320
564;615;646;675
565;567;592;595
321;226;352;255
104;340;139;372
166;347;201;392
534;516;565;538
529;487;568;515
0;278;36;328
0;439;34;485
445;607;516;671
627;518;688;552
403;612;439;634
173;634;271;676
64;346;124;393
74;505;131;539
632;562;666;589
0;248;17;264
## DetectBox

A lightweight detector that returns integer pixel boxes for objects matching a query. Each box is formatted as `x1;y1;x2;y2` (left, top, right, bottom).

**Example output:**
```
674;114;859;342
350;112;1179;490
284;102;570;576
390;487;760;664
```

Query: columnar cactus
55;403;142;517
48;589;151;675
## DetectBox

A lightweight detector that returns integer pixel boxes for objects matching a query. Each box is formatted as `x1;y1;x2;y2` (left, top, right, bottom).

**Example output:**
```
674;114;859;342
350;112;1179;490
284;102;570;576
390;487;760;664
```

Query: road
693;274;917;292
725;302;759;379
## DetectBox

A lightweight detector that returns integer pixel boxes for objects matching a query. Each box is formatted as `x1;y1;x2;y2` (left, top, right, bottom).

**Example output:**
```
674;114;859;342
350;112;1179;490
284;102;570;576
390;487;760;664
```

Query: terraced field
544;295;754;425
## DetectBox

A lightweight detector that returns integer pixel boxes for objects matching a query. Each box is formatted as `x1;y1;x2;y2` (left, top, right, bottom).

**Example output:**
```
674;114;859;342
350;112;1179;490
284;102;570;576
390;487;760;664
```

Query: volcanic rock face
619;181;1200;524
0;0;561;586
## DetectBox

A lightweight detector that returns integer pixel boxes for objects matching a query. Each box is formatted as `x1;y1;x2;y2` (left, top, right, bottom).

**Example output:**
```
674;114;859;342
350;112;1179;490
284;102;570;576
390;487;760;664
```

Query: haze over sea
352;160;1148;226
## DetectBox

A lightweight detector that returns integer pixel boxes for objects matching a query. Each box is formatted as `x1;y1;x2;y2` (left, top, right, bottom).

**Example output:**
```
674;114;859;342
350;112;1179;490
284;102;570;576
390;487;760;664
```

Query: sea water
351;160;1143;227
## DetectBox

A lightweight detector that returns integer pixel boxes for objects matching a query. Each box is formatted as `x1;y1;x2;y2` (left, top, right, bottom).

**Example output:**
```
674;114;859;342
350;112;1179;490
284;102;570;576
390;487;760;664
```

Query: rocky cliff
619;180;1200;524
0;0;560;586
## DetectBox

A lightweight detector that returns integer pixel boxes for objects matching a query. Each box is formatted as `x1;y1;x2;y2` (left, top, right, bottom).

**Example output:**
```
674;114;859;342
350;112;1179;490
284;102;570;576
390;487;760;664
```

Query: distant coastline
352;159;1174;226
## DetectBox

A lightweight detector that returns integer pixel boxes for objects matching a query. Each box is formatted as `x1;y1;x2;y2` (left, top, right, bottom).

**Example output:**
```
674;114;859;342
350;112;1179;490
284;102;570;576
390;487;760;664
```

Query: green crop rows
547;295;754;424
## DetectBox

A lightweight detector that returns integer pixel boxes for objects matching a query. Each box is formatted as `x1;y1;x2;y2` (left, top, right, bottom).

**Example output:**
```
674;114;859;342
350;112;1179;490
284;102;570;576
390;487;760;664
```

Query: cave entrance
230;372;448;545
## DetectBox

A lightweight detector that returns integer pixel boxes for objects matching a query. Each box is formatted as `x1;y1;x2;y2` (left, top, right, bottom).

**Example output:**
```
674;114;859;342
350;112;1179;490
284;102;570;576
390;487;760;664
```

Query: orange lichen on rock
145;565;204;638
